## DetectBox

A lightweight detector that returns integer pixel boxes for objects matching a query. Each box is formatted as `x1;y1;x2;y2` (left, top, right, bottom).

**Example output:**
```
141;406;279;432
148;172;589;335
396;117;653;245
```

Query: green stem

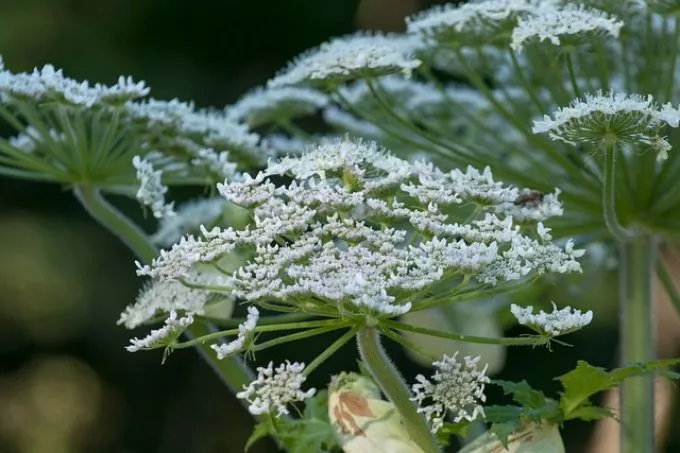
172;319;353;349
603;144;635;242
508;46;546;113
200;312;313;327
565;52;581;99
411;277;536;312
72;185;267;421
252;324;352;352
618;238;658;453
73;185;158;261
356;327;440;453
303;326;359;375
380;328;439;362
380;320;548;347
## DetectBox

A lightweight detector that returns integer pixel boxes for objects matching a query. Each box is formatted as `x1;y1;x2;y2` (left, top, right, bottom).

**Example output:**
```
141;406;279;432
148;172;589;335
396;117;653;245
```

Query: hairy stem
603;144;635;242
619;238;658;453
357;327;440;453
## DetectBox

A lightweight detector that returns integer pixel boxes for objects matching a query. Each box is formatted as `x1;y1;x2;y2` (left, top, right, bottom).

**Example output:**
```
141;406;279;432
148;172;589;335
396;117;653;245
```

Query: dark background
0;1;676;452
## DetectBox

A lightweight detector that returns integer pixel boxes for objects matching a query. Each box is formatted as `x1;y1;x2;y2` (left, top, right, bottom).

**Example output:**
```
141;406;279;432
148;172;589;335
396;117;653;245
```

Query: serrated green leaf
246;392;339;453
436;420;471;446
280;391;338;453
483;405;524;424
565;405;614;421
245;420;272;451
556;359;680;419
494;380;549;409
489;421;522;449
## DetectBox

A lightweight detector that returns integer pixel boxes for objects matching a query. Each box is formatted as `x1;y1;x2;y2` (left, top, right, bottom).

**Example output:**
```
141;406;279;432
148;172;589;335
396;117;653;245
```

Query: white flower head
511;5;624;52
237;361;316;417
532;91;680;153
125;310;193;352
132;155;175;219
226;86;328;127
411;352;490;433
406;0;553;48
0;63;148;107
510;302;593;336
139;137;581;320
211;306;259;359
268;33;421;88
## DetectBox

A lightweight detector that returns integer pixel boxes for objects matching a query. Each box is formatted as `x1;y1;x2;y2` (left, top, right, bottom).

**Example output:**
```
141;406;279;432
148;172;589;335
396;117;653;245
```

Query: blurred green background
0;1;678;452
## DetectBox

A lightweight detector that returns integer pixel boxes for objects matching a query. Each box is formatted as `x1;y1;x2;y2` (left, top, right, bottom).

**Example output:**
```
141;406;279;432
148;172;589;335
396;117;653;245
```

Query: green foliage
481;359;680;447
557;359;680;419
246;390;340;453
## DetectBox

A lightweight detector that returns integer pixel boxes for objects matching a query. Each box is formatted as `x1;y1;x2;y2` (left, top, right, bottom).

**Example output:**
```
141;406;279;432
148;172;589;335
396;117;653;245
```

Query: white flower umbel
406;0;550;47
268;33;421;88
226;86;328;127
138;138;581;318
124;98;270;166
132;155;175;218
533;91;680;154
411;352;490;433
237;361;316;416
211;306;259;359
511;5;624;52
152;197;226;246
0;63;148;107
126;311;193;352
510;302;594;336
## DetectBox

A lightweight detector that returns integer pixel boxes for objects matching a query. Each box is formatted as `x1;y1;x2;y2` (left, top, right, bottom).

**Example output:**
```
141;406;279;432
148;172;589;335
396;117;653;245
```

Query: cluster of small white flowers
132;155;175;218
152;197;226;246
190;147;240;180
511;4;624;51
510;302;594;336
410;162;563;221
411;352;490;433
137;138;581;317
211;306;260;359
533;91;680;156
268;33;422;88
236;361;316;416
125;311;193;352
125;98;270;164
0;63;149;107
118;269;231;329
406;0;551;44
226;86;328;127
